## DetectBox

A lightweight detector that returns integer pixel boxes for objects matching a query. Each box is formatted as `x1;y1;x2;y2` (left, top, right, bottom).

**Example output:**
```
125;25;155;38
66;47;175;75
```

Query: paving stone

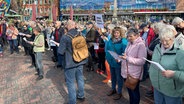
0;49;155;104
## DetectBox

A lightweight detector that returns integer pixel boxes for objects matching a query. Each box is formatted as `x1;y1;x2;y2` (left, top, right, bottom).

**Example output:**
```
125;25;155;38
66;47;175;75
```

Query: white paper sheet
23;37;27;41
93;43;99;50
19;32;26;36
108;51;123;61
143;58;165;71
49;39;56;46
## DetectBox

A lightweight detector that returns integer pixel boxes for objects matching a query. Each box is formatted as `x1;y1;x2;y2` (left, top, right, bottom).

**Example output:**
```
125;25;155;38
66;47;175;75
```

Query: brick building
22;0;59;20
176;0;184;11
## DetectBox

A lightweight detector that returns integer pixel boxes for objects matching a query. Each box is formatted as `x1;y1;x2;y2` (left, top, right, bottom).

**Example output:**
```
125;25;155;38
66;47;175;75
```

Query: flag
52;4;57;21
70;5;73;20
31;4;36;21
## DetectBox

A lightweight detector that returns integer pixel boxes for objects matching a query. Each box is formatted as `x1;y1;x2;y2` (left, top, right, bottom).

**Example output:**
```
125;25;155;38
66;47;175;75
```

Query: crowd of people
0;16;184;104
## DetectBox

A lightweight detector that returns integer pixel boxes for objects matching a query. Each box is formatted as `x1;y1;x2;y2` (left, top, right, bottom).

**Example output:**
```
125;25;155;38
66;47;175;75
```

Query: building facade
22;0;59;20
176;0;184;11
60;0;176;10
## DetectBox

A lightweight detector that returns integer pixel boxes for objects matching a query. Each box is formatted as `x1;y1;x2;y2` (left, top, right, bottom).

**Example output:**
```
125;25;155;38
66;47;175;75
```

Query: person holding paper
149;27;184;104
6;23;19;54
21;25;31;56
106;26;127;100
120;28;147;104
26;26;45;80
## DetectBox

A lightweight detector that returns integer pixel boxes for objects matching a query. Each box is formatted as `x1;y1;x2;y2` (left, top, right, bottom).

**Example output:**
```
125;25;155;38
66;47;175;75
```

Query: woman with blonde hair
6;23;19;54
106;27;127;100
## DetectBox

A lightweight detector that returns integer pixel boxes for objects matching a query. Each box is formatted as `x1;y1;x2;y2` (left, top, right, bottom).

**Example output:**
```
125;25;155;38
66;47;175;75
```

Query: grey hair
159;27;175;40
126;28;139;36
166;25;176;31
153;22;165;33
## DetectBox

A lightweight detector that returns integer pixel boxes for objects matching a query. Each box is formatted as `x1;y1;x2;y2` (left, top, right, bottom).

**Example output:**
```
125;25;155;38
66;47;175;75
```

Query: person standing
21;25;31;56
120;28;147;104
149;27;184;104
50;21;64;68
26;26;45;80
139;23;155;81
6;23;19;54
106;27;128;100
58;20;87;104
172;17;184;34
85;21;97;71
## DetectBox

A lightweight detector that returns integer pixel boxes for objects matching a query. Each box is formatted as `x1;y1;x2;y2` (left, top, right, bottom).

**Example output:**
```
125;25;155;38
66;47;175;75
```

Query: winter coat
121;37;147;80
106;38;127;69
149;44;184;97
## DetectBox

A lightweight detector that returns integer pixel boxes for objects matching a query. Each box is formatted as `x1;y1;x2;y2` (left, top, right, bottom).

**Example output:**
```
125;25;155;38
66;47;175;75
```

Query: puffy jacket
149;44;184;97
121;37;147;79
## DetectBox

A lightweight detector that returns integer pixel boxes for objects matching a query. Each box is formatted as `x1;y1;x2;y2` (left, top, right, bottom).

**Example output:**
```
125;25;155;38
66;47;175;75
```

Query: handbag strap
126;61;143;79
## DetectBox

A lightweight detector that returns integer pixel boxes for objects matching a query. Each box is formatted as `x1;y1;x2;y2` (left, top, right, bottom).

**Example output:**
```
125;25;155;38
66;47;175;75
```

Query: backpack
67;32;89;62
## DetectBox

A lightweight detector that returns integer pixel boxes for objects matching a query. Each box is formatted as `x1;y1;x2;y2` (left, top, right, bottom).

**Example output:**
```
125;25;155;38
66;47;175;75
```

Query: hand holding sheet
108;51;124;61
23;37;27;41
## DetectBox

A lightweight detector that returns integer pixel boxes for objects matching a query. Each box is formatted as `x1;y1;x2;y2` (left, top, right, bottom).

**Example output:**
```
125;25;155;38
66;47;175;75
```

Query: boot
103;60;111;83
113;93;122;100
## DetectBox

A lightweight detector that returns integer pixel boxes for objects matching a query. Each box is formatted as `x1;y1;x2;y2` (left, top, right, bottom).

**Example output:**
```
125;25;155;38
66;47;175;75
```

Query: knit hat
172;17;183;26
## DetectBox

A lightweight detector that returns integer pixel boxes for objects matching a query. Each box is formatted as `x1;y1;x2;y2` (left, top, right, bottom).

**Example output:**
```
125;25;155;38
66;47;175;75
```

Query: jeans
9;39;19;53
127;81;140;104
110;67;123;94
64;65;85;104
142;61;149;81
34;52;44;76
57;53;63;66
154;88;182;104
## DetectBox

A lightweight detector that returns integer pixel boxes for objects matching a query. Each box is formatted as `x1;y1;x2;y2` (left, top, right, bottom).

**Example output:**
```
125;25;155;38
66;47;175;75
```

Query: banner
95;14;104;28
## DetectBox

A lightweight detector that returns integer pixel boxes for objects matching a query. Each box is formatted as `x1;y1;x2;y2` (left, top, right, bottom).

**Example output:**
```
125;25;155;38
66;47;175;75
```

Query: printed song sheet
143;58;165;71
108;51;123;61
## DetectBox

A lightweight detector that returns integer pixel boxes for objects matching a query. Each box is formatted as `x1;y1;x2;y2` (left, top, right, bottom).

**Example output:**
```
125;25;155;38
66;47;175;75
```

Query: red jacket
140;28;155;46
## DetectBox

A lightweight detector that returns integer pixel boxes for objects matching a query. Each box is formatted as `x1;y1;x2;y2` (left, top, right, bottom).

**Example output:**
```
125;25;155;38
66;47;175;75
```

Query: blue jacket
106;38;127;68
58;29;87;69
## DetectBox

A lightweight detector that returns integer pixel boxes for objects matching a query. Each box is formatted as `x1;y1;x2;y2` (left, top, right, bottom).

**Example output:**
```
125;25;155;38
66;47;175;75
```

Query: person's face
113;31;121;39
160;37;174;49
127;34;138;43
87;24;92;29
143;27;148;32
153;28;159;34
23;26;27;30
176;21;184;29
54;22;60;28
33;29;38;35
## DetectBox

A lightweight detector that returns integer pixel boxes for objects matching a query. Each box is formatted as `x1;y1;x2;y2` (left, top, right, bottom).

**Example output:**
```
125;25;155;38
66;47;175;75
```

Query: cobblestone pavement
0;48;154;104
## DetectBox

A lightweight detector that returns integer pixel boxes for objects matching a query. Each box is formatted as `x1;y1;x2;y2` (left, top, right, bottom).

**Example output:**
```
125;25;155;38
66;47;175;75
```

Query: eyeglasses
160;38;172;44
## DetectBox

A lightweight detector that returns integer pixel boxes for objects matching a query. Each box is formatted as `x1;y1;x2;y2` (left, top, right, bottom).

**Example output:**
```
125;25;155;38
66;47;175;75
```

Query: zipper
173;80;176;90
158;54;162;90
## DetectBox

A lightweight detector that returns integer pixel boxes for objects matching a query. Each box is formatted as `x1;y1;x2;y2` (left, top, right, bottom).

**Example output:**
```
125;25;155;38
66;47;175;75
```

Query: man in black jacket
51;21;64;68
85;21;97;71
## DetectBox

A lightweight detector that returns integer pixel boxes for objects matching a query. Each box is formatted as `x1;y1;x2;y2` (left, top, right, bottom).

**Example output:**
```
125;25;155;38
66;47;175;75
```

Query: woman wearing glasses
149;27;184;104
